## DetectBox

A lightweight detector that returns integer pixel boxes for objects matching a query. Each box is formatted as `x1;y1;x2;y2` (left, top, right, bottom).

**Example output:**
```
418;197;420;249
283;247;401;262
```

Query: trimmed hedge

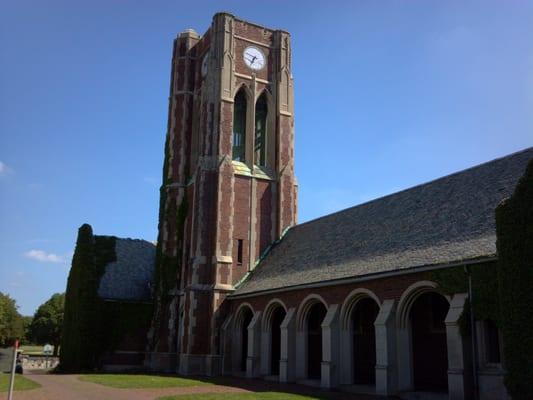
495;159;533;400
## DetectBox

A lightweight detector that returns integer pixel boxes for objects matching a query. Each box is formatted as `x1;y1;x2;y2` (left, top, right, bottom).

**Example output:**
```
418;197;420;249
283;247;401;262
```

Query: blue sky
1;1;532;316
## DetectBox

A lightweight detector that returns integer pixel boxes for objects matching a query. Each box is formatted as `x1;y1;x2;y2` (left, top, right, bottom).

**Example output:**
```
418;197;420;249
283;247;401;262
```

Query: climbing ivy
100;302;153;351
61;225;154;371
433;159;533;398
147;127;189;352
495;159;533;400
60;225;116;371
430;261;500;335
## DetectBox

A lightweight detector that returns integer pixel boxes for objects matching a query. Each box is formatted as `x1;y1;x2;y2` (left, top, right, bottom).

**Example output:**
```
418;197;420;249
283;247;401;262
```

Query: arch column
295;323;306;380
396;324;413;391
259;301;288;378
338;289;382;387
374;299;397;396
445;293;470;400
260;323;270;376
220;314;234;375
279;307;296;382
340;319;352;385
229;304;255;375
295;295;329;383
246;311;262;378
321;304;340;389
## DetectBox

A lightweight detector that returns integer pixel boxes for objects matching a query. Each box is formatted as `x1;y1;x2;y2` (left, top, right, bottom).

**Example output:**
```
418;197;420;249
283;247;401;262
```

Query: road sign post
7;339;19;400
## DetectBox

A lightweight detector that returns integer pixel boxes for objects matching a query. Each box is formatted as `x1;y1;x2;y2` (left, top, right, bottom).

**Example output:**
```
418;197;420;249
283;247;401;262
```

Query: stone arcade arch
270;307;286;375
396;281;452;394
307;302;327;379
295;295;329;383
232;303;254;374
260;299;287;377
339;288;381;388
411;291;450;391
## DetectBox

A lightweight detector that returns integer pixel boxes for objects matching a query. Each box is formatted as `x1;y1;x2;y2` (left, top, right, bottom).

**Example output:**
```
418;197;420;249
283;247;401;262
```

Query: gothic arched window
255;93;268;166
232;89;247;162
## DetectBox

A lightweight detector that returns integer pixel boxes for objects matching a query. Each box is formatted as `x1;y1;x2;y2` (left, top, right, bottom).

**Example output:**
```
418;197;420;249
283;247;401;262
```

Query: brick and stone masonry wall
229;270;434;315
148;13;298;374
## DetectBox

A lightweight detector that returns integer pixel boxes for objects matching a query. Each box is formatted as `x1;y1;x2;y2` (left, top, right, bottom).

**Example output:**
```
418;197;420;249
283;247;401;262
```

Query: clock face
201;53;209;77
243;46;265;71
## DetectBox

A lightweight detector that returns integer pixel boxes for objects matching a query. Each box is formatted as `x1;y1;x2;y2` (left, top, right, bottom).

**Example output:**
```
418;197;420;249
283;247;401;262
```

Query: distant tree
0;292;24;346
30;293;65;356
21;315;33;344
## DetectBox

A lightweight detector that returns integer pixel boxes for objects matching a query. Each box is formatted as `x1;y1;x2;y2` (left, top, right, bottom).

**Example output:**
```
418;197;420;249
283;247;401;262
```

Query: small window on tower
237;239;243;265
233;89;247;162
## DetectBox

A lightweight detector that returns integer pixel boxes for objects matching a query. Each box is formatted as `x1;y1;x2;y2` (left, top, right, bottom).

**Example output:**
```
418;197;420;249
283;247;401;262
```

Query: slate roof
98;238;156;301
233;147;533;297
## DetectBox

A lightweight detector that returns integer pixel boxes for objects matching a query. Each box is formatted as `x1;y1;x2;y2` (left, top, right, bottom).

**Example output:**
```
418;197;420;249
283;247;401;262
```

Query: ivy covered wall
147;128;189;353
430;261;499;334
495;159;533;400
60;224;153;372
431;158;532;398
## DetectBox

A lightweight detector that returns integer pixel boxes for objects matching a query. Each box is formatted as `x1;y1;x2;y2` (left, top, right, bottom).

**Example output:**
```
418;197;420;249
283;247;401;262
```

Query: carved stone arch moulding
261;298;288;332
296;293;328;330
339;288;381;330
255;86;273;102
233;82;253;102
234;302;254;329
396;280;451;329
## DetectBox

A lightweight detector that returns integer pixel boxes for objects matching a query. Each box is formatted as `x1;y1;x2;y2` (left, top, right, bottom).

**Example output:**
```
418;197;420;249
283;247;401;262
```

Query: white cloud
0;161;13;178
0;161;11;176
143;176;159;186
24;250;64;263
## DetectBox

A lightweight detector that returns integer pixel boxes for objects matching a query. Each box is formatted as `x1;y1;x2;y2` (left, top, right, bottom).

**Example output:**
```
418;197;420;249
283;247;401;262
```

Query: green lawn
0;373;41;392
79;374;213;389
158;393;323;400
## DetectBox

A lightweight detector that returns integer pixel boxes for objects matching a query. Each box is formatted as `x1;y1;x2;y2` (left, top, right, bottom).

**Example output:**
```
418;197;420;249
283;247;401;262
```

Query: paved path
11;374;249;400
12;373;389;400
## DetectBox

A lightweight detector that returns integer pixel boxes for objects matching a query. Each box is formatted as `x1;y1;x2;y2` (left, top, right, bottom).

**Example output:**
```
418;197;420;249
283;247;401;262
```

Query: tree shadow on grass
61;371;392;399
150;374;392;400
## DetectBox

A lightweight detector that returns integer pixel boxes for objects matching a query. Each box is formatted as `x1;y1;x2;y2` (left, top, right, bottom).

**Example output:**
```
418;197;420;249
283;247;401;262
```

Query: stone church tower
146;12;297;375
